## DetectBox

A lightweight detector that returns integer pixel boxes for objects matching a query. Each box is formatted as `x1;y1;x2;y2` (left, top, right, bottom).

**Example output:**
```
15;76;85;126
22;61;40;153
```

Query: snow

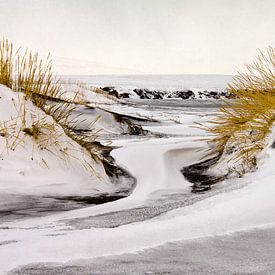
0;76;274;274
0;85;114;197
1;151;275;274
112;137;206;199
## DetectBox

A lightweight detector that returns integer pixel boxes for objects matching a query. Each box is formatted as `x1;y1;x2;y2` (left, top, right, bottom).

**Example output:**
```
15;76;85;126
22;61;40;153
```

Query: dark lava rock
198;89;235;99
120;93;130;98
209;91;220;99
220;90;235;98
199;90;220;99
167;90;195;100
123;87;234;100
133;88;164;99
178;90;195;99
151;92;164;99
100;86;119;98
133;88;151;99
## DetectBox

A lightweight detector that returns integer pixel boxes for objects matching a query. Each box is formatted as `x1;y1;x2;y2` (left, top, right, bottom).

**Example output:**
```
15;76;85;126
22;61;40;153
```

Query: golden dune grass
0;38;100;173
206;47;274;172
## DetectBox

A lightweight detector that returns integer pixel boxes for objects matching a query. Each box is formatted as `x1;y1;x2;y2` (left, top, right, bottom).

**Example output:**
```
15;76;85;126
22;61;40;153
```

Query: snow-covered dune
0;85;111;196
0;85;136;222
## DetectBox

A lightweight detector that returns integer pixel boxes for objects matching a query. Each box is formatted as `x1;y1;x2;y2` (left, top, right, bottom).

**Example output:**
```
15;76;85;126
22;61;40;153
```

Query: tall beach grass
0;38;100;172
205;47;274;173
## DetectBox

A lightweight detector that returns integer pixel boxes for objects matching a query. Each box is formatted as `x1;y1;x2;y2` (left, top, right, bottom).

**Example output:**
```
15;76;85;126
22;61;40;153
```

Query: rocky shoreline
100;86;234;100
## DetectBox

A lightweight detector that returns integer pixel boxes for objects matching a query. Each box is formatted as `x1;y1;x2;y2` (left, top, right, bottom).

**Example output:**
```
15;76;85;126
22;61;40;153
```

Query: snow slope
0;85;114;197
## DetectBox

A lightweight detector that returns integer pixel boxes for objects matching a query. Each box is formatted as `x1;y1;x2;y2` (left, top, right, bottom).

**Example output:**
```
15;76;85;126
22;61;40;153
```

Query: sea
62;74;233;91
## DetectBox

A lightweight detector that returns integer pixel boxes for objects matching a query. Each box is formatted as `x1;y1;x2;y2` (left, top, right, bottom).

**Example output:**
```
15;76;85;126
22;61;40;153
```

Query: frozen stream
1;98;275;274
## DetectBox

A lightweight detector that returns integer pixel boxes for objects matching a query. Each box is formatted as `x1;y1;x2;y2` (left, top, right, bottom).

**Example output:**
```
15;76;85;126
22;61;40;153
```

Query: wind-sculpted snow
62;181;247;230
0;76;275;274
0;85;137;222
10;227;275;275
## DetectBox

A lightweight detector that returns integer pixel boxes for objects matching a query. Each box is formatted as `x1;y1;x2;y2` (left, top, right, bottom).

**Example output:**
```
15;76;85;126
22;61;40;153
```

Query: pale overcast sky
0;0;274;74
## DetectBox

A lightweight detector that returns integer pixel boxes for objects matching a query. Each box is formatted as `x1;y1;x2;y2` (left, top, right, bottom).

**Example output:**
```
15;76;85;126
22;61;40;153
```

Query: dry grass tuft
0;39;14;88
0;39;63;104
204;47;275;174
0;38;101;173
0;94;70;160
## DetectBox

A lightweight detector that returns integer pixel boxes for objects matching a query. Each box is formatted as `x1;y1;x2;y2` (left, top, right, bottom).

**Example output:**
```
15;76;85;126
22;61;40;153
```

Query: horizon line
59;73;234;76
